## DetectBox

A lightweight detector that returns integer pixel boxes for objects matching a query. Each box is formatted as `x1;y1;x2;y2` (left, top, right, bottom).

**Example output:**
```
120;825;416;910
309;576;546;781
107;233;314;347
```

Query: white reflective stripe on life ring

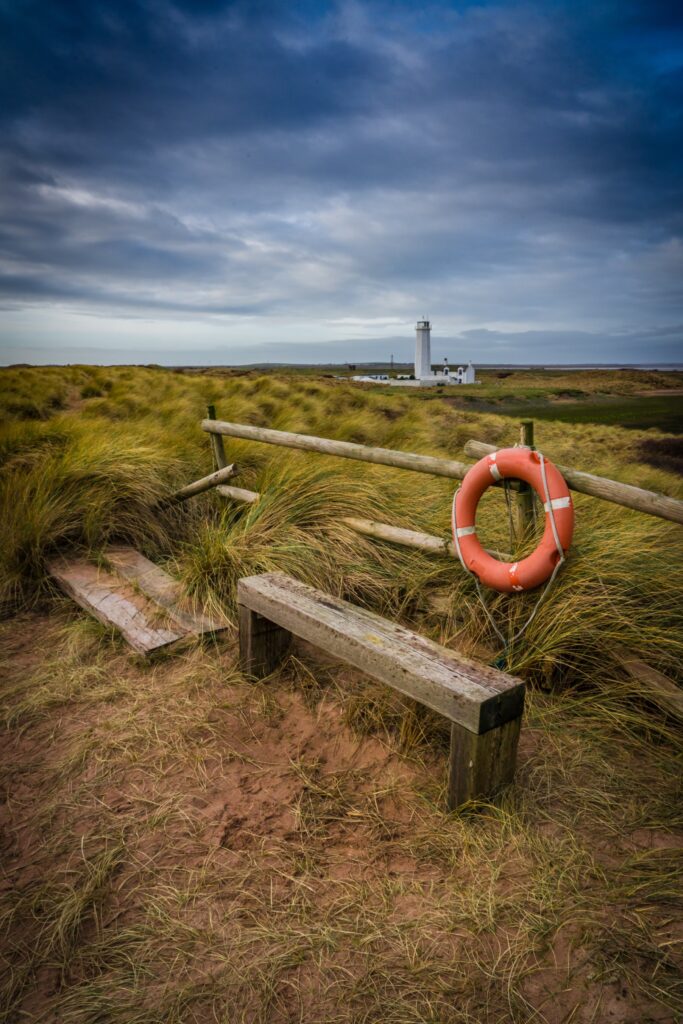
488;455;502;481
543;496;571;512
456;526;476;537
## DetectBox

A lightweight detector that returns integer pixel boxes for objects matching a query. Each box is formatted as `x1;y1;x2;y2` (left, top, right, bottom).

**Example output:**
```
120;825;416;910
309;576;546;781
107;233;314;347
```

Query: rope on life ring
451;446;575;649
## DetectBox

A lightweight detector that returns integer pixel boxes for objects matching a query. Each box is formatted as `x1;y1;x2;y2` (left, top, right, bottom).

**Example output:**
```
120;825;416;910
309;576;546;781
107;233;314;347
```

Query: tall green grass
1;365;682;689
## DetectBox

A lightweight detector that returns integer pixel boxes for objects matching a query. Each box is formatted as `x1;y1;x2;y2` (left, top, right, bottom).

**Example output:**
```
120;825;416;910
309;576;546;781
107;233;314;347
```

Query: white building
347;319;477;387
391;319;476;387
455;362;476;385
349;373;389;382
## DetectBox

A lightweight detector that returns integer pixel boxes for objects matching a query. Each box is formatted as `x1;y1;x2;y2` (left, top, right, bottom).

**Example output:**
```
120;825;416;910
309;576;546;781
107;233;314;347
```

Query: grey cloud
0;0;681;363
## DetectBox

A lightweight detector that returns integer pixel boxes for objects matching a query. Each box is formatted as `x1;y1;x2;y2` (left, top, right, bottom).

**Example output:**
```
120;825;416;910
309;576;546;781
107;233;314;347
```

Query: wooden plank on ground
104;545;228;636
237;572;524;734
48;557;190;655
621;657;683;721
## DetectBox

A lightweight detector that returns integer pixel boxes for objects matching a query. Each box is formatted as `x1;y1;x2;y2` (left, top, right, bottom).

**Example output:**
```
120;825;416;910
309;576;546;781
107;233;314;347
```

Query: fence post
207;404;228;470
516;420;535;538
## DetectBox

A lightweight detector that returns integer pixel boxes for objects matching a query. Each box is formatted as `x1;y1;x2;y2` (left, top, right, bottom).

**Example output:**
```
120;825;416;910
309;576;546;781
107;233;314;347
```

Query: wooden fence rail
214;487;500;560
463;440;683;526
202;419;471;480
202;417;683;527
165;463;238;504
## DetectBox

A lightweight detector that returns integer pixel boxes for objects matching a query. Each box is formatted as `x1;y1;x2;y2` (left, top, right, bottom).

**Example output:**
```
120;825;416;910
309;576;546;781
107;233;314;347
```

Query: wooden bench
237;573;525;809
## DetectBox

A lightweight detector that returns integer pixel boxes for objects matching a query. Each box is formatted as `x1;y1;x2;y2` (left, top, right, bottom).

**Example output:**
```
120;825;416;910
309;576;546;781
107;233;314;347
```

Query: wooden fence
198;408;683;720
202;412;683;529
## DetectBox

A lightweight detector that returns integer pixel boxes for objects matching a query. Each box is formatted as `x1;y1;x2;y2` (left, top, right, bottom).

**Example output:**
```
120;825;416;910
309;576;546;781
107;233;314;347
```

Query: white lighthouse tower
415;318;432;380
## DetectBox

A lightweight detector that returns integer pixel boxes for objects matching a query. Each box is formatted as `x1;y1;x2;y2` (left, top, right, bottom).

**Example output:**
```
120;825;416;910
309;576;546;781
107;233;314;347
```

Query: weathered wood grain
341;516;511;561
48;557;189;655
203;419;472;481
464;439;683;526
237;573;524;733
166;463;238;503
104;546;228;636
343;516;458;556
207;404;228;470
216;483;260;504
448;716;522;809
239;604;292;678
620;657;683;721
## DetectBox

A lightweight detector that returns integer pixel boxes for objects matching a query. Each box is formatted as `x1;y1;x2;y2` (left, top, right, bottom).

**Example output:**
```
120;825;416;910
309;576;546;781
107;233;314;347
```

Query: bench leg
238;604;292;679
447;716;522;810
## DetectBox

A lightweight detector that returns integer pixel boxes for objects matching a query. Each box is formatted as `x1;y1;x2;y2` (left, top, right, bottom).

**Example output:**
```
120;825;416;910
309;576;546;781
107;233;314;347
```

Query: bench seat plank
237;573;523;734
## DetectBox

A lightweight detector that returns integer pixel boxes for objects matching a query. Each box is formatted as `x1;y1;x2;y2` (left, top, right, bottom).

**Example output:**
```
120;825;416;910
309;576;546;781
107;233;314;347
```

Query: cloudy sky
1;0;682;365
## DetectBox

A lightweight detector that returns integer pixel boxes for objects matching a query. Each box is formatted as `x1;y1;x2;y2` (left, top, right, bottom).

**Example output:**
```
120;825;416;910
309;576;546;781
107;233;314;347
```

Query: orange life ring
452;448;574;593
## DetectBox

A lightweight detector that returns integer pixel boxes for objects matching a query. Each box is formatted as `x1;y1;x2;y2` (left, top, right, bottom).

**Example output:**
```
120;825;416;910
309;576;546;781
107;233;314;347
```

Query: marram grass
1;365;682;688
0;364;682;1022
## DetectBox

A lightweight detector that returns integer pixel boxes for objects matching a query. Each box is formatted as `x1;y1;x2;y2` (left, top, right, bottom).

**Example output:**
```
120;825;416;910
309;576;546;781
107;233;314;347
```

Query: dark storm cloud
0;0;681;361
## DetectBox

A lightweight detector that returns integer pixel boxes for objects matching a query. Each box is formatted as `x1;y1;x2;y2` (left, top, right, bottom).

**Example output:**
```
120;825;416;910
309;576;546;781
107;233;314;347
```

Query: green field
459;394;683;433
358;367;683;434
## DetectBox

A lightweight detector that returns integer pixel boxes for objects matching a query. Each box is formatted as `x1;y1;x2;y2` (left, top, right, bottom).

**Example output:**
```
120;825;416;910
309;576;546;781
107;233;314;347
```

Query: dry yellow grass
0;364;681;1022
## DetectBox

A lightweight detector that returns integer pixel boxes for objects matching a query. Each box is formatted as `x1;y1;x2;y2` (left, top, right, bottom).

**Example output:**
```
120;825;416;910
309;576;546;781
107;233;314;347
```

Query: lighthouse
350;317;476;388
415;319;432;379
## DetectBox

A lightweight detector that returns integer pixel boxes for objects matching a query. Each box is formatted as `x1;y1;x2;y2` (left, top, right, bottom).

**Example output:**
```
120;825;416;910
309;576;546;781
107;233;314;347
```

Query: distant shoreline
4;362;683;372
